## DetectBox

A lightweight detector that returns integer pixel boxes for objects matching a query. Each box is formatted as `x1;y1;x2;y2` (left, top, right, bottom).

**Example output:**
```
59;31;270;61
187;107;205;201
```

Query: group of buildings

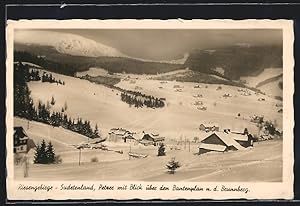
13;122;256;156
198;123;255;155
108;124;255;156
108;128;165;146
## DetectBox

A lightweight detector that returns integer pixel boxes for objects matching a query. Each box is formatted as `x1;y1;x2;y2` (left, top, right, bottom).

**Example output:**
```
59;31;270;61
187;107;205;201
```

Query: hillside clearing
26;69;283;140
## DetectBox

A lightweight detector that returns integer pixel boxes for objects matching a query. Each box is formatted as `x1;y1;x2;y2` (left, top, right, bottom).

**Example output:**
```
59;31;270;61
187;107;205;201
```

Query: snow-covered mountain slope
15;30;126;58
15;30;186;64
256;74;283;97
240;68;283;97
240;68;282;88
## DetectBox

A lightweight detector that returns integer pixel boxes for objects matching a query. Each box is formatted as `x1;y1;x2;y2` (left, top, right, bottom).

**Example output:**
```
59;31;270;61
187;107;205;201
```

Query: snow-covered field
240;68;283;97
14;138;282;182
13;68;283;181
257;76;283;98
27;70;282;139
240;68;282;88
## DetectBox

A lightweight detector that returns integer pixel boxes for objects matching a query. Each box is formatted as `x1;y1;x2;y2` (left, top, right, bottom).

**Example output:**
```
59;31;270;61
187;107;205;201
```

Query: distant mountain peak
15;30;186;64
15;30;126;58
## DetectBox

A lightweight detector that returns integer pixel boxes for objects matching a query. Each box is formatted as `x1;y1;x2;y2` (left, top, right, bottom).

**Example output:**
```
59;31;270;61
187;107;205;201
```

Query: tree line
15;62;65;85
120;90;165;108
35;100;99;139
14;51;79;76
254;116;282;139
14;61;100;139
42;72;65;85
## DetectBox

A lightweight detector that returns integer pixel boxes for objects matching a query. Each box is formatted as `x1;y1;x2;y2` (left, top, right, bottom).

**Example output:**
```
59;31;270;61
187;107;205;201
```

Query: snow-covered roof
151;132;159;137
109;128;133;136
109;131;127;136
201;132;245;150
230;133;249;141
216;132;245;150
199;143;226;152
200;123;219;128
14;126;28;138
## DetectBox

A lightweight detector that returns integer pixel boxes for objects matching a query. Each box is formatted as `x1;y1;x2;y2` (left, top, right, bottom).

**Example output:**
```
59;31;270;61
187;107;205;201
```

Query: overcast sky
19;29;283;61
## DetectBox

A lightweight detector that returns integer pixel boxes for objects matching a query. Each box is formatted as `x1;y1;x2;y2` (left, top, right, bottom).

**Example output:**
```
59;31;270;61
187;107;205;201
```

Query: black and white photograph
6;20;294;200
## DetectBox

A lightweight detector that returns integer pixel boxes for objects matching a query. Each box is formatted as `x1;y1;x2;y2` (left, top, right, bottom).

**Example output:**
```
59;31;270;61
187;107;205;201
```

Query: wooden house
123;133;139;143
108;128;137;143
140;132;165;146
199;123;219;132
198;132;244;155
14;126;35;153
224;128;254;148
230;133;254;148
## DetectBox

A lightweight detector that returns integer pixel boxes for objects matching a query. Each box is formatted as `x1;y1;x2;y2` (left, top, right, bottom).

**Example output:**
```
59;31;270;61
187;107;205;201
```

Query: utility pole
188;140;190;152
23;154;29;178
78;146;82;166
129;143;131;160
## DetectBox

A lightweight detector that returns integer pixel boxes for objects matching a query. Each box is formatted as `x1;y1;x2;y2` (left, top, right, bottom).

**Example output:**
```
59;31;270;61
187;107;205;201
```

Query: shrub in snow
91;157;99;163
166;157;181;174
54;155;62;164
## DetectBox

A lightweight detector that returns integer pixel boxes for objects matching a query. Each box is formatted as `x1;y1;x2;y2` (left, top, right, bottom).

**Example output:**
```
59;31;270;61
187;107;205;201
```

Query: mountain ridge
184;45;282;80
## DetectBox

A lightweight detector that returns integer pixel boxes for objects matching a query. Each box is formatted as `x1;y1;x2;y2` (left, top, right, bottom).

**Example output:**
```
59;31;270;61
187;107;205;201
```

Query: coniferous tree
34;140;47;164
46;141;55;164
158;143;166;156
34;140;57;164
50;96;55;105
39;139;48;164
93;123;99;138
33;143;41;164
166;157;180;174
46;101;51;111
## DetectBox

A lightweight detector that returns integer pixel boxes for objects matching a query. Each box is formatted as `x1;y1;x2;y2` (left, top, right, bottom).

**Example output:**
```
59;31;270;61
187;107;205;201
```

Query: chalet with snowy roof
199;123;219;132
14;127;28;153
230;132;254;148
108;128;137;143
14;126;36;153
140;132;165;146
198;132;245;155
223;128;254;148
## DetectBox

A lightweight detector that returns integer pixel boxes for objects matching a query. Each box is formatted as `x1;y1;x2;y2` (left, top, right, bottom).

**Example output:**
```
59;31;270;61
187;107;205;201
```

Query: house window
20;146;23;151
